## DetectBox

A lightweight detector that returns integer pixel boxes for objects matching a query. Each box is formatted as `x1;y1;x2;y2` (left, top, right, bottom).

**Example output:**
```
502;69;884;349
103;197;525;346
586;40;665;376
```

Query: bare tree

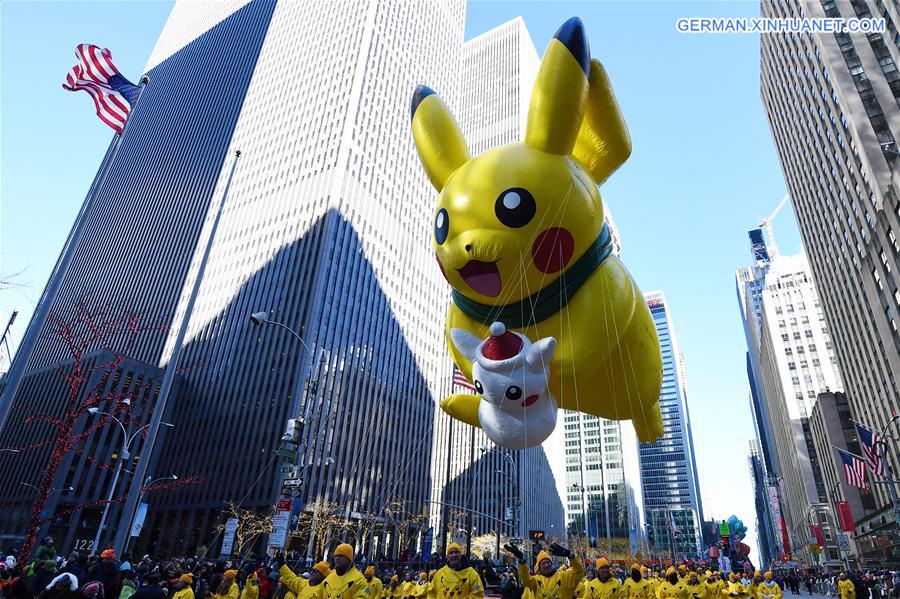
217;502;275;557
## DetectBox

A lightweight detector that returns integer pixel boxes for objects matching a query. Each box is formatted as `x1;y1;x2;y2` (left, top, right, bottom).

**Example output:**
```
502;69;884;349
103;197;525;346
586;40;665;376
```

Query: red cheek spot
532;227;574;273
435;253;450;282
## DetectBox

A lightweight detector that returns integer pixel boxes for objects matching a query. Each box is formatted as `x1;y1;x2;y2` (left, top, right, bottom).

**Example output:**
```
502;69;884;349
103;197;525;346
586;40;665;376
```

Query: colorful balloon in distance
410;16;663;449
727;515;748;541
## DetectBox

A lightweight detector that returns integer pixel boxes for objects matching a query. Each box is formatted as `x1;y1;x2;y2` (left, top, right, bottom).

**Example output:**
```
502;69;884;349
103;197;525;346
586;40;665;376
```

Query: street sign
280;466;294;474
283;478;303;487
277;446;298;464
837;533;851;552
510;538;523;546
220;518;239;557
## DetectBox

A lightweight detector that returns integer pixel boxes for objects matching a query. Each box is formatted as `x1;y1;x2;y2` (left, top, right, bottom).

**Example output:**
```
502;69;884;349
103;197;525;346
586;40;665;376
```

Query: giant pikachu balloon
411;17;663;449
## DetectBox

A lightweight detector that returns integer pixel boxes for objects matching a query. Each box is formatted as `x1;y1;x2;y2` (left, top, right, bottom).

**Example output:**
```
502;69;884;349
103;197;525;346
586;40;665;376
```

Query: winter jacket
88;563;119;597
585;578;622;599
34;546;58;564
323;567;368;599
655;581;687;599
682;584;706;599
519;559;584;599
37;573;79;599
174;587;195;599
429;566;484;599
623;579;652;599
278;566;324;599
362;577;383;599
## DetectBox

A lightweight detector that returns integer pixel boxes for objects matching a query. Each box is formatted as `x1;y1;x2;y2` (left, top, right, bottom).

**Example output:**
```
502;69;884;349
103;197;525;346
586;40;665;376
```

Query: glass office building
639;292;704;559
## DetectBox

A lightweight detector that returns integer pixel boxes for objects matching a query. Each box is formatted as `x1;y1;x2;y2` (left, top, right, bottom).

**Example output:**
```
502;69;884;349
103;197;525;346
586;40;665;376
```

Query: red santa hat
481;322;522;361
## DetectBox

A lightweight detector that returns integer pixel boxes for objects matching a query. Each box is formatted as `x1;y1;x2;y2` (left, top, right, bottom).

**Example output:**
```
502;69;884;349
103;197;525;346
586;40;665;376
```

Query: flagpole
0;75;150;438
112;149;243;555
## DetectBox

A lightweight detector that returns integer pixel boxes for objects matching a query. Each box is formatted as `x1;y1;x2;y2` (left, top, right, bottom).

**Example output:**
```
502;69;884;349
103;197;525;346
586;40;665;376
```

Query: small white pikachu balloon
450;322;558;449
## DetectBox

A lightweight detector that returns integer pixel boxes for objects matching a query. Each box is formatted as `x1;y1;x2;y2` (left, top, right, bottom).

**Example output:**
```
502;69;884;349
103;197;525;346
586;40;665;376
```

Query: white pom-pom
489;322;506;336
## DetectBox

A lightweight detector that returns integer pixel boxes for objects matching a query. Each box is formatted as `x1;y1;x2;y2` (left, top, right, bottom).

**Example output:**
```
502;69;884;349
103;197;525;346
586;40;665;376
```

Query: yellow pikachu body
411;17;663;443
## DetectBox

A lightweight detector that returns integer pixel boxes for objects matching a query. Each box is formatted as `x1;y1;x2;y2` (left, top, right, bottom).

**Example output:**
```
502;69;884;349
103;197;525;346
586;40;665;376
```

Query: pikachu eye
435;208;449;244
495;188;536;228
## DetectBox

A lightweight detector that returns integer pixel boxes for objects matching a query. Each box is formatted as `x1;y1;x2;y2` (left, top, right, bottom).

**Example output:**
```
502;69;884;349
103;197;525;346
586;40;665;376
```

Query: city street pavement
784;593;832;599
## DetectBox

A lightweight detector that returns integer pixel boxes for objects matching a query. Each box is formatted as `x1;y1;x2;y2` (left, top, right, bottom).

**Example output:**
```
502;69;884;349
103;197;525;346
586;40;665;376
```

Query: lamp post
249;310;320;552
120;474;177;556
21;483;73;495
0;448;21;454
479;444;518;562
87;404;174;556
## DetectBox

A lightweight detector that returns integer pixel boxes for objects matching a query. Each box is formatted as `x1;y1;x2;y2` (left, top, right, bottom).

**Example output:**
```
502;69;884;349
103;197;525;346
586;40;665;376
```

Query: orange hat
333;543;354;561
313;562;331;578
224;570;238;581
390;575;399;583
365;567;375;576
765;572;773;581
100;550;115;559
447;543;463;555
596;558;610;569
536;552;551;567
180;574;194;584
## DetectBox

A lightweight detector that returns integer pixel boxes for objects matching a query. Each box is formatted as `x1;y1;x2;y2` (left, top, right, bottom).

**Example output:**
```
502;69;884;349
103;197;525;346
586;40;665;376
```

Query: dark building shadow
139;209;436;558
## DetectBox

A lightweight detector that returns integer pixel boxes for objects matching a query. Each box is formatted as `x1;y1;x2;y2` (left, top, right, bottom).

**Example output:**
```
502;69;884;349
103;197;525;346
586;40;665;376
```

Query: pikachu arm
440;394;482;429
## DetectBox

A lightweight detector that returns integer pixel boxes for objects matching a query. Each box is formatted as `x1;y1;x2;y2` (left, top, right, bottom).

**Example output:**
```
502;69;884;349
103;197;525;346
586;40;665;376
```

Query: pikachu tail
440;394;482;429
632;401;664;443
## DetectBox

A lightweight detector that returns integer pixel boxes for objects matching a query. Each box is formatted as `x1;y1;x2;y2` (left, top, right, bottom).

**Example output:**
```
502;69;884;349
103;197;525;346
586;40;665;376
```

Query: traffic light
282;418;304;445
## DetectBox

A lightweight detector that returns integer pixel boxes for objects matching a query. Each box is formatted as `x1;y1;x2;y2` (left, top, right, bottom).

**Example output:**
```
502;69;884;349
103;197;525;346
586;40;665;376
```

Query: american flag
854;421;887;477
837;448;870;489
668;510;682;534
452;365;477;392
63;44;140;133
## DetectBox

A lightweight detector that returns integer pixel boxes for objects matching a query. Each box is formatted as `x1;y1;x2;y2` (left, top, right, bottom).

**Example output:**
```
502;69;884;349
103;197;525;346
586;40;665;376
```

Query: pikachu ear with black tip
410;85;470;192
525;17;591;155
573;59;632;185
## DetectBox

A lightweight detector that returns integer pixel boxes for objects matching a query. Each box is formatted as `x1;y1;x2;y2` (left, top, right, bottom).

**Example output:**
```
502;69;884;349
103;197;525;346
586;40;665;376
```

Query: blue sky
1;0;807;560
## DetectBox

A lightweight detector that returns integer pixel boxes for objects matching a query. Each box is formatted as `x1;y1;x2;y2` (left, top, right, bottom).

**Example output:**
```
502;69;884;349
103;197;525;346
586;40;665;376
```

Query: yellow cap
365;567;375;576
419;573;427;580
391;576;399;583
536;551;552;567
596;558;610;569
333;543;354;561
313;562;331;578
224;570;238;581
705;571;712;577
765;572;773;580
447;542;463;555
429;571;436;579
631;563;640;573
666;567;676;577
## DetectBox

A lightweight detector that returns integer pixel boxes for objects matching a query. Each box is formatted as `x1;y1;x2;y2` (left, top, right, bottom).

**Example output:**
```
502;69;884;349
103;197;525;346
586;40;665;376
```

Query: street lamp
0;448;21;454
479;444;518;562
248;311;312;354
87;406;174;556
21;482;73;495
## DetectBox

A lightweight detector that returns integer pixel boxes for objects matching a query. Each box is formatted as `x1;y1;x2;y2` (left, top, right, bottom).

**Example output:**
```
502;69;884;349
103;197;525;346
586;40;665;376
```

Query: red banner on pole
810;524;825;546
836;501;855;532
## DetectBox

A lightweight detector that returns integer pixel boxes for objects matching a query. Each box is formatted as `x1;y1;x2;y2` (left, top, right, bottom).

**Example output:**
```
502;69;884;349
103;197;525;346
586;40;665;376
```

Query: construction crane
758;194;790;259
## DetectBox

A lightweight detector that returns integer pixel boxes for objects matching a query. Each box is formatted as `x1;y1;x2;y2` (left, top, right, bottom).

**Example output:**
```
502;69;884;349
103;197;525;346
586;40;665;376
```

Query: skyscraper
0;0;466;556
736;230;785;566
751;251;844;568
561;208;645;557
639;292;704;559
429;17;564;554
761;0;900;542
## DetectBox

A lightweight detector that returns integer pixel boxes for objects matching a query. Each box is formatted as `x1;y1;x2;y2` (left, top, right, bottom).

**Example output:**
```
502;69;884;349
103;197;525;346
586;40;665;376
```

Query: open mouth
457;260;501;297
523;394;540;408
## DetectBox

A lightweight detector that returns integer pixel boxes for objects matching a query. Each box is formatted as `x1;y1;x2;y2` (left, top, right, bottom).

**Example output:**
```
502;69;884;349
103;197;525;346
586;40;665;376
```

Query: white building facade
755;253;844;569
